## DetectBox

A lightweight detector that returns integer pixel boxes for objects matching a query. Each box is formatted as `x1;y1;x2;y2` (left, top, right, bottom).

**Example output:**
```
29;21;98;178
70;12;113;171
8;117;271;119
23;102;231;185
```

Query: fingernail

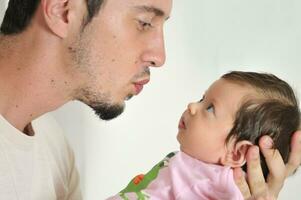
251;146;259;159
263;137;273;148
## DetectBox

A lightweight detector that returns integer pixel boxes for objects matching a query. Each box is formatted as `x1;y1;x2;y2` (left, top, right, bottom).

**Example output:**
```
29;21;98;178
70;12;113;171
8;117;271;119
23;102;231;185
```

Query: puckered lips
133;79;150;95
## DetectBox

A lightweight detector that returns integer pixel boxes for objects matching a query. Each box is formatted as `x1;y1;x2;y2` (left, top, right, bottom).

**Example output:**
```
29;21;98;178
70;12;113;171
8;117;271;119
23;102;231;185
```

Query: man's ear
221;140;253;168
41;0;69;38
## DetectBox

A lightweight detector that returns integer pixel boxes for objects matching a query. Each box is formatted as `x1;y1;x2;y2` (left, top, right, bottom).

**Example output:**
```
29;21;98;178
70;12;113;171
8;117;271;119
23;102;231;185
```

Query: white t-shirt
0;114;82;200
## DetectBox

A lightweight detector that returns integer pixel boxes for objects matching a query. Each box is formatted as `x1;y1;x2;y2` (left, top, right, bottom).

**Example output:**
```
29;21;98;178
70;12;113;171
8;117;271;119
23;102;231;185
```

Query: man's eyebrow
134;5;170;20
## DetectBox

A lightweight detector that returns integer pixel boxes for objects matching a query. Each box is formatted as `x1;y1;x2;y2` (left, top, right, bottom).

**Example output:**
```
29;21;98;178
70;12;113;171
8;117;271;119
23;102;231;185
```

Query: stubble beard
68;31;126;121
89;99;125;120
76;88;126;120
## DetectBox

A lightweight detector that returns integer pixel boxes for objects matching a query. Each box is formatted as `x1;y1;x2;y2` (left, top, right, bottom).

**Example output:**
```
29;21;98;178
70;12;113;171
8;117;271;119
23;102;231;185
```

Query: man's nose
141;31;166;67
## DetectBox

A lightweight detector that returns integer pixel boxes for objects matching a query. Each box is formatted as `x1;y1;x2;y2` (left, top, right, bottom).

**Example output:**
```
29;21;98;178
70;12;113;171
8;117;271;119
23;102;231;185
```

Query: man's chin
90;103;125;120
125;94;134;101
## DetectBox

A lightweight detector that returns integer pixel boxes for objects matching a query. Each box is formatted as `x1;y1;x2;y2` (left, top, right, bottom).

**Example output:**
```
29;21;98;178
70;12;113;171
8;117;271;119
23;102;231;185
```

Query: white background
1;0;301;199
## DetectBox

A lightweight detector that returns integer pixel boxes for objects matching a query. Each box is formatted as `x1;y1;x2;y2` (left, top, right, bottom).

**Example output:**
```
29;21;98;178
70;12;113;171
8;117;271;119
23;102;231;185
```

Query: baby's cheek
194;145;221;163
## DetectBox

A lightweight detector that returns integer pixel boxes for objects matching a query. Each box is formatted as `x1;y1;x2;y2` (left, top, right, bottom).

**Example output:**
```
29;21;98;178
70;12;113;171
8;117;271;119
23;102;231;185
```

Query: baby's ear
221;140;253;167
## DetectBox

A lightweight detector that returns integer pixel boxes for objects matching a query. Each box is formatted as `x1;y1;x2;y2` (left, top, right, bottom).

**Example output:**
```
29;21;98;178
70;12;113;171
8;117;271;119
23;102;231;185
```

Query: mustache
133;67;150;79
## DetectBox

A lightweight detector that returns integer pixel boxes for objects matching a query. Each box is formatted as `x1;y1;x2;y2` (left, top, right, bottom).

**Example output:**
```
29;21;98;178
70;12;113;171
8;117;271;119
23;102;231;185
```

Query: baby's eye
198;98;204;103
206;104;214;113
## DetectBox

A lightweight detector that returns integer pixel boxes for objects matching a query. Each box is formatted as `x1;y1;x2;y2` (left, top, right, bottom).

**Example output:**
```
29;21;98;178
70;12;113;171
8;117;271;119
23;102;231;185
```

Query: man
0;0;300;199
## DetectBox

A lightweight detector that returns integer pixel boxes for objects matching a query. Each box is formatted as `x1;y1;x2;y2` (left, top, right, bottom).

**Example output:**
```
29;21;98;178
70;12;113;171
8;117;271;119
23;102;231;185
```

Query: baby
108;71;300;200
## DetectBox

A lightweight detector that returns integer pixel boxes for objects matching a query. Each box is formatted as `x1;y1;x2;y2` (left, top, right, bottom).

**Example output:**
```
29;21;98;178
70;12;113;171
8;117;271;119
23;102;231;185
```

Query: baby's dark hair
222;71;300;179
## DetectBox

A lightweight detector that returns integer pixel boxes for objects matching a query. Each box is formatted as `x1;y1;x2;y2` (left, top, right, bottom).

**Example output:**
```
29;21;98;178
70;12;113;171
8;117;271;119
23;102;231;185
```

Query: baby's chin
179;147;201;161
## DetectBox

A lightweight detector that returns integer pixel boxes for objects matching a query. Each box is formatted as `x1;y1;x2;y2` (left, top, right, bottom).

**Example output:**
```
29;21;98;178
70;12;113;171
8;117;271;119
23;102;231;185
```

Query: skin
178;78;301;199
177;78;254;165
0;0;300;199
68;0;172;117
234;132;301;200
0;0;172;130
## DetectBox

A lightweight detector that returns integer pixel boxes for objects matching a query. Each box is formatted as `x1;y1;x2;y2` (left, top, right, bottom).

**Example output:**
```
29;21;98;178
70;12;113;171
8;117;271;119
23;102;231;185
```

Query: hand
234;131;301;200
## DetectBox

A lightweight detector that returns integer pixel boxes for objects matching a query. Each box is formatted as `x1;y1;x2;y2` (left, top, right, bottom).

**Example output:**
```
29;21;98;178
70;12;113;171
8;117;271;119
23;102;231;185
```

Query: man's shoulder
33;113;67;144
31;114;82;199
32;113;74;163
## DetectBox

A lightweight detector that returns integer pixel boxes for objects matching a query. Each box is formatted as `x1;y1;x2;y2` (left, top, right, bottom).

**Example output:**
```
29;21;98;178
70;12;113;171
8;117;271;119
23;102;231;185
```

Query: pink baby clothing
108;151;243;200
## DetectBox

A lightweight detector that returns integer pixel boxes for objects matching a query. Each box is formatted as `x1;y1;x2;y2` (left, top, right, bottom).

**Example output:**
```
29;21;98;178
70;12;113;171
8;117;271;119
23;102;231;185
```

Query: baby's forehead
207;79;257;99
208;80;259;117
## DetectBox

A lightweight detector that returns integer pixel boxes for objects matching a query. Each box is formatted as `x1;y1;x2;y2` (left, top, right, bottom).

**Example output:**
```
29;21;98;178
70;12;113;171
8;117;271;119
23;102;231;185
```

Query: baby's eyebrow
198;94;205;102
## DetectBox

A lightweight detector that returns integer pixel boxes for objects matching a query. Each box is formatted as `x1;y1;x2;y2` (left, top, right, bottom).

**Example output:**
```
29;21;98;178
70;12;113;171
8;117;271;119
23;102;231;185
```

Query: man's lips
178;116;186;129
134;79;150;95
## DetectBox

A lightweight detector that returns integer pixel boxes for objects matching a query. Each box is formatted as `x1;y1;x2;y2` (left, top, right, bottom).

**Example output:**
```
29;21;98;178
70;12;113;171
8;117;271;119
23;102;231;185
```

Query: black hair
0;0;104;35
223;71;300;178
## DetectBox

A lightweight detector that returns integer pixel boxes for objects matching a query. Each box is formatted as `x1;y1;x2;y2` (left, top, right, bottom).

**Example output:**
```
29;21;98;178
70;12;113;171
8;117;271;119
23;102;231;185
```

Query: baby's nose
188;103;197;115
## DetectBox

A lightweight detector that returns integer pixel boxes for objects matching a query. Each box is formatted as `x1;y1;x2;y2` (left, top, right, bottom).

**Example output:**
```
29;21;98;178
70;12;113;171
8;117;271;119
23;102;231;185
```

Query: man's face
68;0;172;120
177;79;254;163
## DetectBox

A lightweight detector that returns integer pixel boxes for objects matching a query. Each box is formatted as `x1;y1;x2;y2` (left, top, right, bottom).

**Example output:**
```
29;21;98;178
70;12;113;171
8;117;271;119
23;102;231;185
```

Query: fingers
258;136;286;196
239;133;297;200
233;167;251;199
246;146;268;197
286;131;301;176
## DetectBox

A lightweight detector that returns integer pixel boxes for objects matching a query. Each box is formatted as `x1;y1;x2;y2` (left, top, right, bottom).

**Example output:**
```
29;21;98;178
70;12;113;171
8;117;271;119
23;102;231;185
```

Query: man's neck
0;35;72;132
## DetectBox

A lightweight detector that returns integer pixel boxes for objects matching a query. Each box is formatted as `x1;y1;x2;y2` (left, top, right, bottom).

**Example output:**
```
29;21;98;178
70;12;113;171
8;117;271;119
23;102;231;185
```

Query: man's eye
206;104;214;113
198;98;204;103
137;20;152;30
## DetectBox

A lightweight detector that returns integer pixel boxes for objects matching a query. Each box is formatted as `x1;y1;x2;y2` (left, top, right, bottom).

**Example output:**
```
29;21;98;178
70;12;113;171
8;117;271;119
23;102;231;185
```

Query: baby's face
177;78;253;164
